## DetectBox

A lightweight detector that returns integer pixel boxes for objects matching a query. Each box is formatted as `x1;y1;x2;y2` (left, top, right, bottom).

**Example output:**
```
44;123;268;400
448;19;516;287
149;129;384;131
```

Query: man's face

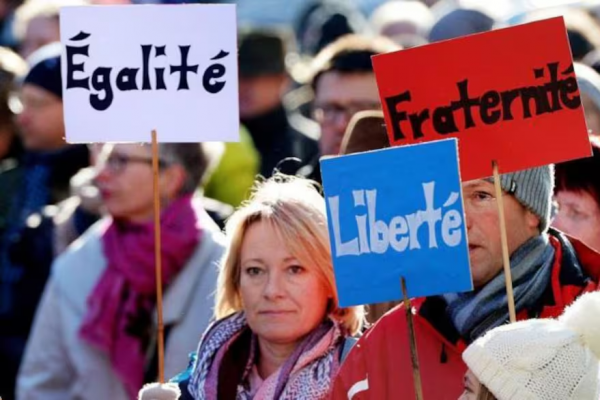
238;74;287;119
16;84;65;151
20;16;60;59
462;180;540;288
313;71;381;156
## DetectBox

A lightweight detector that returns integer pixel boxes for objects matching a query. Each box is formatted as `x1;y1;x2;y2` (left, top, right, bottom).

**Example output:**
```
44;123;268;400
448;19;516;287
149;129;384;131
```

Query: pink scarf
80;195;201;399
189;313;343;400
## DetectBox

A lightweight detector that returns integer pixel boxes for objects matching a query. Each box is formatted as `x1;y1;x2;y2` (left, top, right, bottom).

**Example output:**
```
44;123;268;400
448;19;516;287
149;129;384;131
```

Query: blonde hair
215;174;365;335
477;385;497;400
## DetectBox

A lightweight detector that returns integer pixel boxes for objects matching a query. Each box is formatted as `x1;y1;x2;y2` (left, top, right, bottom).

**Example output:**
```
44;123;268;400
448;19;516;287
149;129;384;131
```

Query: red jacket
331;232;600;400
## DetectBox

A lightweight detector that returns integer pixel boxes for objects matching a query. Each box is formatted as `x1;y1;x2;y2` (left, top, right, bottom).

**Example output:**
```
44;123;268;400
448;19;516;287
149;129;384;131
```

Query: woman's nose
262;272;285;300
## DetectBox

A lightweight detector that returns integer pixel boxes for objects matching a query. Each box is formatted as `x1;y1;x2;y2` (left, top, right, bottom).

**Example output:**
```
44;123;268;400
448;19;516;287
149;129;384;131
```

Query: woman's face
459;370;481;400
239;220;332;347
553;189;600;252
95;144;164;223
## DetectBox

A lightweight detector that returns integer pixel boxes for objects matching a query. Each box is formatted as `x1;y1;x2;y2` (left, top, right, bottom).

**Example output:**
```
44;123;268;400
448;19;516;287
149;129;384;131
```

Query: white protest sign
59;5;239;143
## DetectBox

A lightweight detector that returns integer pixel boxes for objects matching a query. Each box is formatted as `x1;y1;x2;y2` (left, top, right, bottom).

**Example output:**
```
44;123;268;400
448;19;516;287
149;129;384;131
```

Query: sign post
151;130;165;381
401;276;423;400
492;160;517;322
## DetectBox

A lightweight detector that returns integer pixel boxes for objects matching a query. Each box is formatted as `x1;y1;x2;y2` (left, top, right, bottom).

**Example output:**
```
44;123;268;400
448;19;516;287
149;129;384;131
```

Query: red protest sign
372;17;591;181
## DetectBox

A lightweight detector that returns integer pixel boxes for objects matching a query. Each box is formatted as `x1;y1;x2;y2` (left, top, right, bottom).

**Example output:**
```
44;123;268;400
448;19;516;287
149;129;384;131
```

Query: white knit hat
463;292;600;400
138;383;181;400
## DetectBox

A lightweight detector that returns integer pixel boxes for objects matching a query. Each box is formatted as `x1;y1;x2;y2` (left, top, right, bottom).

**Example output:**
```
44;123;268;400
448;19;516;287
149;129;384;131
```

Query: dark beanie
23;42;62;99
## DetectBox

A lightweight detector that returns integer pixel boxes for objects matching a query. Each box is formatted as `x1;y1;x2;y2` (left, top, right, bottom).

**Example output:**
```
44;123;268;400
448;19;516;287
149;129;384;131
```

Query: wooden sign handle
491;160;517;323
152;130;165;383
401;277;424;400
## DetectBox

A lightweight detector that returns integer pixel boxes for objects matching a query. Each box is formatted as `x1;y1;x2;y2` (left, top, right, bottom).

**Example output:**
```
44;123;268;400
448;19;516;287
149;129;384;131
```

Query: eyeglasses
16;94;59;111
102;152;168;174
313;101;382;124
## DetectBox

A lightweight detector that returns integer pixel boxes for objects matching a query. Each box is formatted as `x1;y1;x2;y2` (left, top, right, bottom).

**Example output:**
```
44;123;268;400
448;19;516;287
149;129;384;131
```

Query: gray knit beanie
484;165;555;232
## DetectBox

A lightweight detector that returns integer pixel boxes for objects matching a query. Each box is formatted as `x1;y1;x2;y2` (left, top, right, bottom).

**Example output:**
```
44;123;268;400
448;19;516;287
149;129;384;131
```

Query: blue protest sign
320;138;472;307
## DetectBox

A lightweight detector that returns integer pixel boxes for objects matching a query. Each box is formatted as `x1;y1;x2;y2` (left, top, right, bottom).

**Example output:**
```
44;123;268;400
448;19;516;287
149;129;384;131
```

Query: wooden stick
151;130;165;383
401;277;424;400
492;160;517;323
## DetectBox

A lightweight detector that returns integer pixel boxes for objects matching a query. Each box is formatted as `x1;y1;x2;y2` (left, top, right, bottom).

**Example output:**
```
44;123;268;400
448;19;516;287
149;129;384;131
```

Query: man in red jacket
331;165;600;400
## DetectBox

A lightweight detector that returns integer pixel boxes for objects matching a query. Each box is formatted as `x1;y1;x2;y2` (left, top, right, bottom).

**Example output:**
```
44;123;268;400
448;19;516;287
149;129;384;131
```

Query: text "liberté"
327;182;464;257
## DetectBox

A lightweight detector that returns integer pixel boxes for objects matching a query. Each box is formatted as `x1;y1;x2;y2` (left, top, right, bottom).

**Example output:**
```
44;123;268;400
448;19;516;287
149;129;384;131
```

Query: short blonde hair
215;174;364;335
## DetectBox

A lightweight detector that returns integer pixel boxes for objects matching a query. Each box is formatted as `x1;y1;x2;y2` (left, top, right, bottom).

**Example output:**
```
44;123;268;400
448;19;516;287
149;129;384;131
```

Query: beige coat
17;210;227;400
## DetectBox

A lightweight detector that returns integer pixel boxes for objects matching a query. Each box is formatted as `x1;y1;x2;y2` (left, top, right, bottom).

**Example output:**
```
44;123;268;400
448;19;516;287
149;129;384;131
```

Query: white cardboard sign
59;5;239;143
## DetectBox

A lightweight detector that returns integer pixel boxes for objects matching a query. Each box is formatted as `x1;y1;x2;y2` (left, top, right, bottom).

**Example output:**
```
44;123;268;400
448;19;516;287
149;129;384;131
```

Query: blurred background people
574;62;600;137
553;136;600;253
298;34;399;183
12;0;87;59
17;143;227;400
370;0;433;48
201;127;260;208
0;42;89;400
0;45;26;241
0;45;24;162
237;27;319;177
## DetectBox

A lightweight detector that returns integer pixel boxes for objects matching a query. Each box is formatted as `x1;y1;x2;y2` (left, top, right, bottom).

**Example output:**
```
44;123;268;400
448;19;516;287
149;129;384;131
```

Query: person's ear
525;209;541;232
160;164;186;200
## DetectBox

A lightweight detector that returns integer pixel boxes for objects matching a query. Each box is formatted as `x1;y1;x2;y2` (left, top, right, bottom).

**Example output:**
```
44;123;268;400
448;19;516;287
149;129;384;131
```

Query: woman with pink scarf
17;143;227;400
140;174;365;400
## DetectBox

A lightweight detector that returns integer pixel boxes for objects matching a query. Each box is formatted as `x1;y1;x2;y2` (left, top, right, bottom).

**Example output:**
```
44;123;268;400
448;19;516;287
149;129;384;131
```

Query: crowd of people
0;0;600;399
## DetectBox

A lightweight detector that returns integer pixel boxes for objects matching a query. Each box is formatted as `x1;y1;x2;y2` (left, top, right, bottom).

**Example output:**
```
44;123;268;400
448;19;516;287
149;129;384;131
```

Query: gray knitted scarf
443;234;555;342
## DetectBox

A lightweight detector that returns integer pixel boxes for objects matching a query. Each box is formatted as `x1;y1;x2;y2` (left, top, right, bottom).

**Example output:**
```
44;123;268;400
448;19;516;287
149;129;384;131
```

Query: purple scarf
189;313;344;400
80;195;201;399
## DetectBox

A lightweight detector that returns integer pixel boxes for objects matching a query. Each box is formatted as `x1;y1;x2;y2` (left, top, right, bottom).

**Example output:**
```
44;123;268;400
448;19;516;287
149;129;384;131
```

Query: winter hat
23;42;62;99
484;165;554;232
138;382;181;400
238;27;290;77
463;291;600;400
428;8;495;43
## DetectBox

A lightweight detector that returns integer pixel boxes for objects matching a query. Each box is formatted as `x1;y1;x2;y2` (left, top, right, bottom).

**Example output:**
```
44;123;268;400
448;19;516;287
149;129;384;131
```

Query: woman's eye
568;209;586;221
245;267;262;276
288;265;304;275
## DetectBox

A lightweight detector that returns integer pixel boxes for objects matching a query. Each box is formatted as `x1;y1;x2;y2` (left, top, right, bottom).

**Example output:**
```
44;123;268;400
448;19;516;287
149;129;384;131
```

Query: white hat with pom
138;383;181;400
463;291;600;400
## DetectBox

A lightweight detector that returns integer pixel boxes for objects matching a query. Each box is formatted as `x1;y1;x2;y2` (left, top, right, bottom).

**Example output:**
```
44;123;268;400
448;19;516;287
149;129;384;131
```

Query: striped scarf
188;312;343;400
443;233;555;342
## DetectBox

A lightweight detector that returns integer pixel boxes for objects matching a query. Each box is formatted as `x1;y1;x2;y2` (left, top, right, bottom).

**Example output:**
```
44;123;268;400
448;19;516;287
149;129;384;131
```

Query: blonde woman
140;174;364;400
